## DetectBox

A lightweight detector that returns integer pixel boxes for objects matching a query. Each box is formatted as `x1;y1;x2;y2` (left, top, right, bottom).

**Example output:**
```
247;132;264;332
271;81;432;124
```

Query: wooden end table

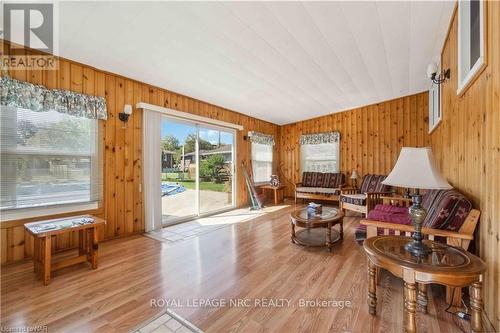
25;215;105;285
261;184;285;205
363;236;486;333
290;206;344;252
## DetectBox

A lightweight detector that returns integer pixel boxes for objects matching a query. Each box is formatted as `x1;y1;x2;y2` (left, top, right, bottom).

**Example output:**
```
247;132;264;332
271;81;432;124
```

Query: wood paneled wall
279;92;430;197
0;41;280;265
430;2;499;329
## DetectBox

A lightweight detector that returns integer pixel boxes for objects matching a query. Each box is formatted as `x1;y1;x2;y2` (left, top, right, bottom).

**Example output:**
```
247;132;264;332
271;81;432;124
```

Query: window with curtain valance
0;76;107;219
300;131;340;174
248;131;275;184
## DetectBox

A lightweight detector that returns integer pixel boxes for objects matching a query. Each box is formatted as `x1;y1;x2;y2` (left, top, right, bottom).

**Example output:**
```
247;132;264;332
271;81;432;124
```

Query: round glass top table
290;206;344;252
363;236;486;333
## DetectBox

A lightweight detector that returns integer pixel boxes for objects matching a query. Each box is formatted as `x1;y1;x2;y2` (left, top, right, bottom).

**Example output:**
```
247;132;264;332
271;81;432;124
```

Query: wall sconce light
426;62;450;85
119;104;133;122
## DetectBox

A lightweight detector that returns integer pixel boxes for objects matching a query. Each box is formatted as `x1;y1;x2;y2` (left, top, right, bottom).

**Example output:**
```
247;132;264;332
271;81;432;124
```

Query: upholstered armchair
340;174;392;217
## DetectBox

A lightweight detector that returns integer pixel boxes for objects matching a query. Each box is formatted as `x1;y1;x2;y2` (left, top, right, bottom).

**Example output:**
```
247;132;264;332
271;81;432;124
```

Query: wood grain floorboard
0;204;493;332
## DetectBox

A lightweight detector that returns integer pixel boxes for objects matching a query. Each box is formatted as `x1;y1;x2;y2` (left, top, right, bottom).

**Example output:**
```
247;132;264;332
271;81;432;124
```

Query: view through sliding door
160;116;235;225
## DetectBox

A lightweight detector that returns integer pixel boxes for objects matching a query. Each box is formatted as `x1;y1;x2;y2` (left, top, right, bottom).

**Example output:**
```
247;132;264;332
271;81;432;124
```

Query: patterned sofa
355;189;474;244
294;172;345;203
340;174;392;217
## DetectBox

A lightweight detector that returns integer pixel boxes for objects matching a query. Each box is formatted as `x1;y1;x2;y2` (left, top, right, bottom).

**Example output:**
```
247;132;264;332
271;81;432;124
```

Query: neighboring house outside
183;144;232;164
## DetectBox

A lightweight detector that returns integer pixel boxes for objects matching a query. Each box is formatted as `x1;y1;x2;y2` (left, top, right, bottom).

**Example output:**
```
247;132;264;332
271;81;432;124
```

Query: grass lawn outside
163;178;226;192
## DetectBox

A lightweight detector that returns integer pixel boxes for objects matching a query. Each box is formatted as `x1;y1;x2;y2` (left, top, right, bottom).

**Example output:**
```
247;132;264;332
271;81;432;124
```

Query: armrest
365;191;394;196
381;196;413;206
360;220;474;240
340;187;359;195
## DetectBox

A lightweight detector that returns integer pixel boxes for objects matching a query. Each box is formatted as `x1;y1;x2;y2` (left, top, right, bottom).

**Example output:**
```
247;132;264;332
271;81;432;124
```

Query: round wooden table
290;206;344;252
363;236;487;333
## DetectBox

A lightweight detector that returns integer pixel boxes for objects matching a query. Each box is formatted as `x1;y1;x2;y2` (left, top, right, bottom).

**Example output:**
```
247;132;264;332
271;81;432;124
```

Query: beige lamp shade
350;170;359;179
382;147;452;190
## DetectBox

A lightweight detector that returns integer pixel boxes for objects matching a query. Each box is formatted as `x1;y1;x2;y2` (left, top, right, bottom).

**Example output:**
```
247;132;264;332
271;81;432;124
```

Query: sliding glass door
160;117;235;225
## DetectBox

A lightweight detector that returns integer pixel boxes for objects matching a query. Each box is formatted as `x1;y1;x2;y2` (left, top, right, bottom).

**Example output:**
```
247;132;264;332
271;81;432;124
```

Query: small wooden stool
25;215;105;285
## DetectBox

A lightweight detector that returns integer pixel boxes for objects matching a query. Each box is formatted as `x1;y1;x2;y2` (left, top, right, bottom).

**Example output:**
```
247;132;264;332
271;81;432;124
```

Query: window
458;0;485;94
429;73;441;133
300;143;339;173
0;107;102;215
251;142;273;184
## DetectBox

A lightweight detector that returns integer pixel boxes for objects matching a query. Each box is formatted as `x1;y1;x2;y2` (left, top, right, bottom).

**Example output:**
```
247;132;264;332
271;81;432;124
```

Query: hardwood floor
0;204;492;332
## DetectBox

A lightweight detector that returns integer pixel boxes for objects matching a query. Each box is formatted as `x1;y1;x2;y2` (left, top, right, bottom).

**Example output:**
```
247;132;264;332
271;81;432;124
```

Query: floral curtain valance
300;131;340;145
0;76;107;120
248;131;275;146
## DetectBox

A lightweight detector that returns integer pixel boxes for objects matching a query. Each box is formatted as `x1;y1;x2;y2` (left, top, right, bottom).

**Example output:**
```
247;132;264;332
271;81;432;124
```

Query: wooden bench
25;215;105;285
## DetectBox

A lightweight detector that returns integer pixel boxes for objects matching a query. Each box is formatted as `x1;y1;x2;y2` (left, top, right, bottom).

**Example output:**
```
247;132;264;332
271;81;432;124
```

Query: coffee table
290;206;344;252
363;236;486;333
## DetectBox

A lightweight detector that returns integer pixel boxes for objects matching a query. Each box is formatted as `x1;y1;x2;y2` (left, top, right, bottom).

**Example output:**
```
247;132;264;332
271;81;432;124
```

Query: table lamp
382;147;452;256
350;170;359;188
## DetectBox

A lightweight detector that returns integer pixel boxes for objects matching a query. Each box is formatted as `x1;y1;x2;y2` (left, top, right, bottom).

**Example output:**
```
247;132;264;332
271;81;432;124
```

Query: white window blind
251;142;273;184
0;106;102;212
300;143;339;173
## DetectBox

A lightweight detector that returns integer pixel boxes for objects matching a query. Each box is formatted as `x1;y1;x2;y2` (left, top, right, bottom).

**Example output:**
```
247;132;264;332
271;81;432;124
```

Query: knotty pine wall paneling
430;2;499;329
279;92;430;197
0;41;280;264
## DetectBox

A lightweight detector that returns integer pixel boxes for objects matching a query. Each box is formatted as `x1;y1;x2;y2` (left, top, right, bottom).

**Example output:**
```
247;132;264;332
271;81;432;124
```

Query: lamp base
405;240;432;256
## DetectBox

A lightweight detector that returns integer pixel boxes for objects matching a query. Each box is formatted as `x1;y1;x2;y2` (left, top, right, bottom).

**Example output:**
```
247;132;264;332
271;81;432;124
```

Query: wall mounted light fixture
426;62;450;85
119;104;133;122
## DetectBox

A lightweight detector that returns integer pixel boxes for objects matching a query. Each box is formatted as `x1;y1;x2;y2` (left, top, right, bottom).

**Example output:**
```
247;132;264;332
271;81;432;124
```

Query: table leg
326;222;332;252
470;281;483;333
79;229;86;256
367;259;377;315
88;227;98;269
404;281;417;333
417;283;428;314
42;236;51;286
274;189;278;205
339;221;344;241
33;237;39;274
290;223;295;243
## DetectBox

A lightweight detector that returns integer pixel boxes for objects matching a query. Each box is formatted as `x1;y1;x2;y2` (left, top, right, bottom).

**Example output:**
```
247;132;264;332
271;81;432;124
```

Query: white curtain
143;110;162;232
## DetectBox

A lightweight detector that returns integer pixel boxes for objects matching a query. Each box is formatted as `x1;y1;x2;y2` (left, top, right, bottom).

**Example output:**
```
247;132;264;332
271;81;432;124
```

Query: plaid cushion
301;172;344;188
422;189;472;231
340;193;366;206
360;174;391;193
302;172;317;187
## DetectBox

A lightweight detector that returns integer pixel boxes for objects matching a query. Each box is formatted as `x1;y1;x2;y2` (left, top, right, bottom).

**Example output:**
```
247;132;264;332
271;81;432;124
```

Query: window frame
457;0;487;96
428;66;442;134
250;141;274;185
0;107;102;222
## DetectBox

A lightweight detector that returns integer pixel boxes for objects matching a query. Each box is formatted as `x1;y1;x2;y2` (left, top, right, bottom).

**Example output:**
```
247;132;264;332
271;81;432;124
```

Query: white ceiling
22;1;457;125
